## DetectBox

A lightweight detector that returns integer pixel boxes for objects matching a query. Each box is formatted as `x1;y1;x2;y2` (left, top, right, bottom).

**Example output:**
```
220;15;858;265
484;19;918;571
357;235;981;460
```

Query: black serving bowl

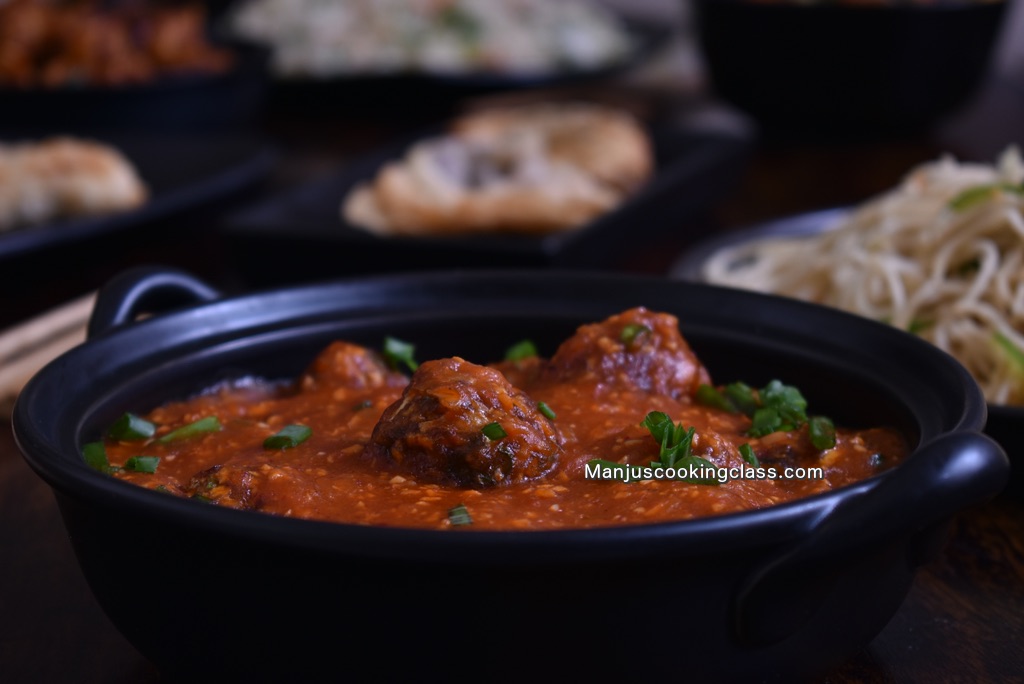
691;0;1009;137
13;267;1008;683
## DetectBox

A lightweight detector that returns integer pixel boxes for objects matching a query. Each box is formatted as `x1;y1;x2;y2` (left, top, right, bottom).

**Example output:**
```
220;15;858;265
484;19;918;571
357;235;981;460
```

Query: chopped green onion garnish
382;336;418;373
739;443;759;468
481;422;507;440
723;382;759;416
505;339;538;362
949;184;999;211
703;379;833;443
352;399;373;412
661;426;697;469
537;401;556;420
749;407;784;437
448;503;473;526
108;412;156;441
620;324;651;346
746;380;808;437
124;456;160;474
948;183;1023;212
695;384;738;413
263;424;313;450
439;6;481;40
908;319;933;335
641;411;673;443
156;416;221;444
760;380;808;425
808;416;836;450
994;331;1024;371
83;441;112;473
641;411;698;470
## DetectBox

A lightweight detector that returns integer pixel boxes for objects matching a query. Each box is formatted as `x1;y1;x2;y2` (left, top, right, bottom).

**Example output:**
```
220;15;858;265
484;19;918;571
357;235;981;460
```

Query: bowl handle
87;265;222;339
733;431;1008;648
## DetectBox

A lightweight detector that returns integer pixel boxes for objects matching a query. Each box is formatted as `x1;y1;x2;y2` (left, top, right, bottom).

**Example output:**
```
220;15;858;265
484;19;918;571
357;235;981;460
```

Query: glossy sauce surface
106;308;907;530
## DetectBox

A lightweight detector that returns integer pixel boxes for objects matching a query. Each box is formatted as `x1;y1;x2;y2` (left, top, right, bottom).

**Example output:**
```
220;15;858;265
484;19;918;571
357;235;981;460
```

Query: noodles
701;148;1024;406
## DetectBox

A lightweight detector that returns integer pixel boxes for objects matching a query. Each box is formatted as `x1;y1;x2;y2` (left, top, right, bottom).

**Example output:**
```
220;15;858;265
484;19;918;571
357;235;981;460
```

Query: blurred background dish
341;102;656;237
691;0;1010;137
221;101;752;284
0;0;270;132
227;0;653;78
0;137;148;231
0;133;274;260
0;0;232;88
670;194;1024;495
237;9;673;116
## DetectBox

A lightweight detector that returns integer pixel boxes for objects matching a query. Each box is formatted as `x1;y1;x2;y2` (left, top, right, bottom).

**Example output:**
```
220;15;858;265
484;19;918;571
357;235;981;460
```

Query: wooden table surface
2;52;1023;683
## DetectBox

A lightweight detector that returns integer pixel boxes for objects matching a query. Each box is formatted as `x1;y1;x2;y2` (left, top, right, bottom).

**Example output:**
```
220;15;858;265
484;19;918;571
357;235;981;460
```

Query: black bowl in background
691;0;1010;137
230;13;672;117
0;40;270;135
13;267;1008;683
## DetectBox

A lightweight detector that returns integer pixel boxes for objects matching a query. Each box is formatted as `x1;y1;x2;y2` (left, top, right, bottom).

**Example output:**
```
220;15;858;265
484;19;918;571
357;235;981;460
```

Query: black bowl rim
12;269;989;562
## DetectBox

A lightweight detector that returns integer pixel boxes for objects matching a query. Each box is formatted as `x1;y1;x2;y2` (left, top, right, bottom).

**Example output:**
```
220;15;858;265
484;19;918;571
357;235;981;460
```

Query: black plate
670;207;1024;495
257;16;672;113
0;134;276;261
221;119;751;283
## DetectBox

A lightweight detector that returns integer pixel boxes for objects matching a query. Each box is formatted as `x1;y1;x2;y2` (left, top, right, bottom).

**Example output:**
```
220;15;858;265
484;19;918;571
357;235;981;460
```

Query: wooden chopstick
0;291;94;363
0;292;95;417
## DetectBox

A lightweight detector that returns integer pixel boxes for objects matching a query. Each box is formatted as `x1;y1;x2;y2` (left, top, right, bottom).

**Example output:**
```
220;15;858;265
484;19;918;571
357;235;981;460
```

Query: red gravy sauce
105;308;907;530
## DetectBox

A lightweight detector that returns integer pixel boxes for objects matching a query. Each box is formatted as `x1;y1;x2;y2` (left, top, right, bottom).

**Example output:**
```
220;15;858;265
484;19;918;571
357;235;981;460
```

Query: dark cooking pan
13;266;1008;683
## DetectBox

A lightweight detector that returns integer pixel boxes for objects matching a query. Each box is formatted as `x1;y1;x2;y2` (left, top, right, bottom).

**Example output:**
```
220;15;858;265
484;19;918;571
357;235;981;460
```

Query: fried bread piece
345;131;620;235
342;102;652;236
0;137;147;230
451;102;653;194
